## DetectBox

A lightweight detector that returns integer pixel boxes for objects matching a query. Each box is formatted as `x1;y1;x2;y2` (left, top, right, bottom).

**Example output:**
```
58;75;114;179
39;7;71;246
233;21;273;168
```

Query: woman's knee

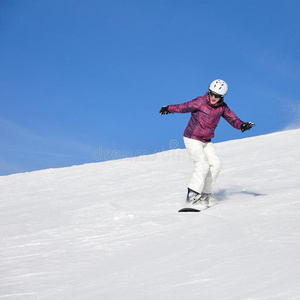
195;160;210;174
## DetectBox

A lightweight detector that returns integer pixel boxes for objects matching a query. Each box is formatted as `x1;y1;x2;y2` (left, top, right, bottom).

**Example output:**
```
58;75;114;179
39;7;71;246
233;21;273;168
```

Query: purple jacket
168;92;244;143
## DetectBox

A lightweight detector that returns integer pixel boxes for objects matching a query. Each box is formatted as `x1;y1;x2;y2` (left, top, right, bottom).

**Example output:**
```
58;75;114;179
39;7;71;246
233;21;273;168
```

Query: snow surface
1;129;300;300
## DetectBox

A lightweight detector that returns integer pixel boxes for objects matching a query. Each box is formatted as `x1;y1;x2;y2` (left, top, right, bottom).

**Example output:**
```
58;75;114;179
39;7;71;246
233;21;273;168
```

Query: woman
160;79;255;209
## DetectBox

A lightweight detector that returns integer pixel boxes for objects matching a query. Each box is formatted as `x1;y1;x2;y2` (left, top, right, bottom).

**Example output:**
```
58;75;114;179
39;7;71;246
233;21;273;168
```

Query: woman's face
209;92;222;105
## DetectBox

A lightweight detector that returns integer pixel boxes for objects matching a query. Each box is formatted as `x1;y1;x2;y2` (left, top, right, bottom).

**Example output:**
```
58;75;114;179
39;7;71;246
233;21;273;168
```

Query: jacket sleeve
222;105;244;130
168;97;201;114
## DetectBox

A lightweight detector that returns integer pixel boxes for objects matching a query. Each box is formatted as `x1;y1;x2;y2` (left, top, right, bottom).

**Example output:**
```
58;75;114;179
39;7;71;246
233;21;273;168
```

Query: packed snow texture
1;129;300;299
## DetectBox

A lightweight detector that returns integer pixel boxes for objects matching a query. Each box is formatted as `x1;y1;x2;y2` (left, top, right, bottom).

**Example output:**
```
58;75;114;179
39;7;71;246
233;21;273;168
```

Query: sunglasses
209;91;223;99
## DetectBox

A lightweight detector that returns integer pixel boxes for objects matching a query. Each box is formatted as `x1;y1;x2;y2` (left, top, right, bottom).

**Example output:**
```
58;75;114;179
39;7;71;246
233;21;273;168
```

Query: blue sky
1;0;300;175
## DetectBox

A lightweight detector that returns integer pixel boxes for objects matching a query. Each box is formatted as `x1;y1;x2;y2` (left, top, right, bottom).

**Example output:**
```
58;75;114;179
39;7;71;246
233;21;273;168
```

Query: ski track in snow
1;129;300;299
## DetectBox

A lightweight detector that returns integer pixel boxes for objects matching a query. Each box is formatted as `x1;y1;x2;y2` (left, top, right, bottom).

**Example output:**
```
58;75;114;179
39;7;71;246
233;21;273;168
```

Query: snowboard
178;207;201;212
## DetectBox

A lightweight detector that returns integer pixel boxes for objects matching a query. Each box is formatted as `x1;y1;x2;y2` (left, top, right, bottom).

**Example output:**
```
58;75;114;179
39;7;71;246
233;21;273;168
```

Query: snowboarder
160;79;255;209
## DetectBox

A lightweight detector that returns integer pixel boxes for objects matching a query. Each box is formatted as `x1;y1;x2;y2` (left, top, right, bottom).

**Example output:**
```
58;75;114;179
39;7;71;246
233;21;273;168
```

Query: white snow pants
183;137;222;194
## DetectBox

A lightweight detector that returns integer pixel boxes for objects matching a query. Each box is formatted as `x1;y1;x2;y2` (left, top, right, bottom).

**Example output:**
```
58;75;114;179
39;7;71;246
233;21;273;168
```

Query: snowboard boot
186;188;197;203
186;188;209;210
200;193;217;206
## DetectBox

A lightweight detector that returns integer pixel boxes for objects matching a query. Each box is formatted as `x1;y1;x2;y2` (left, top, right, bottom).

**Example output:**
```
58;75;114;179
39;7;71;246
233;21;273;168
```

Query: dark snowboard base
178;207;201;212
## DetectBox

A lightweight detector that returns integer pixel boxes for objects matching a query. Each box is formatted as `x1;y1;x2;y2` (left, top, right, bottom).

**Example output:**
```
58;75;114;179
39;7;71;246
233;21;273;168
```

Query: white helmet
209;79;228;96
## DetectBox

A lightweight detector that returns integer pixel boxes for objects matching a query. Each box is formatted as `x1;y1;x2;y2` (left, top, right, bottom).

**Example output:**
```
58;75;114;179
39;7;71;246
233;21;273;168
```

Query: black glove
160;106;170;115
241;122;255;132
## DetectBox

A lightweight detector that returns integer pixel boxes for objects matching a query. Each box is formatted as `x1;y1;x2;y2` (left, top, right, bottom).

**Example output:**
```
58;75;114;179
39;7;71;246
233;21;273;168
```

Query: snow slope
1;129;300;300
